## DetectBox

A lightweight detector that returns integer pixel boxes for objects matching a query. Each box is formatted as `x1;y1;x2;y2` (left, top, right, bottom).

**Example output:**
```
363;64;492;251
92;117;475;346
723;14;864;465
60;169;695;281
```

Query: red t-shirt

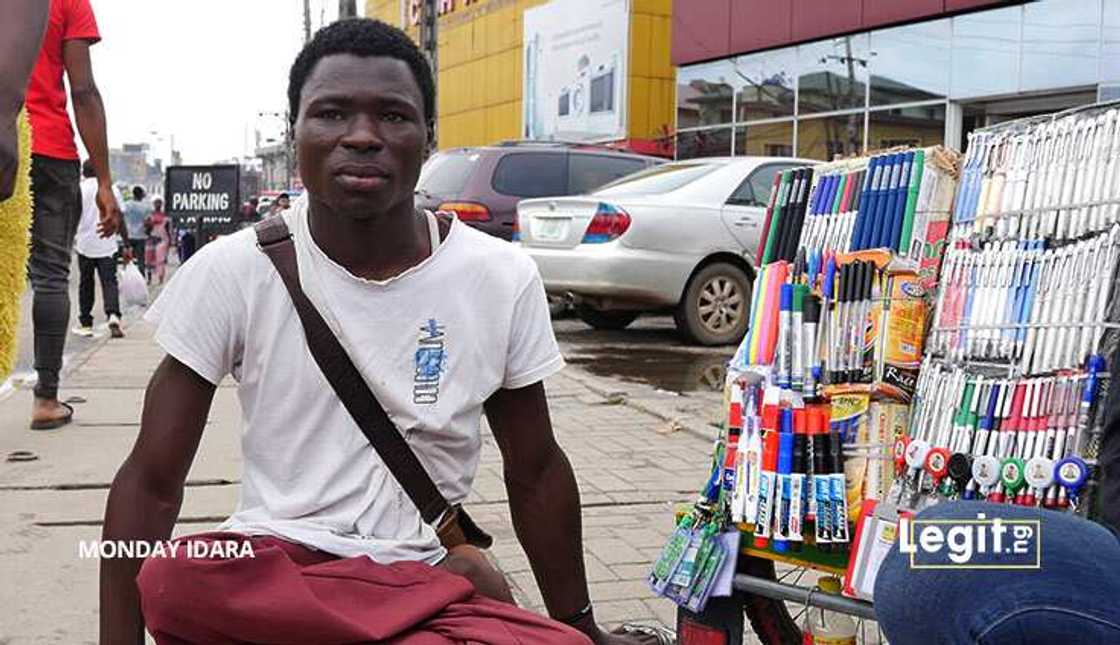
26;0;101;160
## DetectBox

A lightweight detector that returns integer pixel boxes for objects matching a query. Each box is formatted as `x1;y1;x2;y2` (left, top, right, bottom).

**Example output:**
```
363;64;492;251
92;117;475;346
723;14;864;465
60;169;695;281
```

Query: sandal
611;623;676;645
6;450;39;463
29;401;74;431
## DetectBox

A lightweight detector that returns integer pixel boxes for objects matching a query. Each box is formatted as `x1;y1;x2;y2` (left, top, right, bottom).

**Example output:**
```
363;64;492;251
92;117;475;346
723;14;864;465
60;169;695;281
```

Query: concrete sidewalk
0;314;717;643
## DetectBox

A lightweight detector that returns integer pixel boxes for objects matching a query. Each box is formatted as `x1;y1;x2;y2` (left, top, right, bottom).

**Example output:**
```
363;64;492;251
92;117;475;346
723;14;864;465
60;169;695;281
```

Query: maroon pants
137;532;591;644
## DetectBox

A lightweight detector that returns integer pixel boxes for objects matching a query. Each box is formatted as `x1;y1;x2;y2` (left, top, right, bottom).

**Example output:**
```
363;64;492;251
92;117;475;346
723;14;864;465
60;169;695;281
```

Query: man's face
295;54;428;221
278;196;290;209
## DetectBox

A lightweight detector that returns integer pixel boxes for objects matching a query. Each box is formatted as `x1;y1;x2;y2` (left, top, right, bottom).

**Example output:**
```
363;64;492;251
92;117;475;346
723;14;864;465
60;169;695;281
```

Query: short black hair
81;159;95;178
277;192;290;200
133;186;145;200
287;18;434;130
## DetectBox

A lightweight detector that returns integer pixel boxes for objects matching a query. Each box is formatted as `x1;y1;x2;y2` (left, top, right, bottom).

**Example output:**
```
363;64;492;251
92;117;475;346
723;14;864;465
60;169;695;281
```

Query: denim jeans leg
875;502;1120;645
96;256;121;318
77;254;95;328
28;155;81;400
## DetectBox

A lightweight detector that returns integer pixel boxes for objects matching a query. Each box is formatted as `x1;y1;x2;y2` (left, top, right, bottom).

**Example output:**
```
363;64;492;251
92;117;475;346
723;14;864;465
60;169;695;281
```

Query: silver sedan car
518;157;812;345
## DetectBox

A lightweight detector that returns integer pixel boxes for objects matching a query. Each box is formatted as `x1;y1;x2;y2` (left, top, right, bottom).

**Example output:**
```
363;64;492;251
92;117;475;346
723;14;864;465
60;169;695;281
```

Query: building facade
109;143;164;198
366;0;674;155
673;0;1120;160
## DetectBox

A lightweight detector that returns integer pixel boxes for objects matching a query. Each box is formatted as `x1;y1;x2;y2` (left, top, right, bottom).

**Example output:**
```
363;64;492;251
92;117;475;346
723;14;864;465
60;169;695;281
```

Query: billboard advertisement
522;0;629;142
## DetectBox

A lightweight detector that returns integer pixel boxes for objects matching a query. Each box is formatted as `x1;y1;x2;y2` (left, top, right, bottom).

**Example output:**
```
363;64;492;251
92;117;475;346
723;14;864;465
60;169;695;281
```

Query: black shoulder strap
253;217;450;525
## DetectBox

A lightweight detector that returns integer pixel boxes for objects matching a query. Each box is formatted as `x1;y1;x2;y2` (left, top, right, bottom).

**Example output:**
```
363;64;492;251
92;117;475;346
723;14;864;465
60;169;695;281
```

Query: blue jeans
875;502;1120;644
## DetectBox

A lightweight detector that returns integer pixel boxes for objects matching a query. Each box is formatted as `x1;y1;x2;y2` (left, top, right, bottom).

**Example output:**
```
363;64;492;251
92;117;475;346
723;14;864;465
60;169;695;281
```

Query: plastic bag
119;261;148;308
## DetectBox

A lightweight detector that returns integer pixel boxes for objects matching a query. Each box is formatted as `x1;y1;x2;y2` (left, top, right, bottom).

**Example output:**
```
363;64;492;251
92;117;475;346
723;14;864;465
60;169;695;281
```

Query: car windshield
592;161;723;196
416;151;480;197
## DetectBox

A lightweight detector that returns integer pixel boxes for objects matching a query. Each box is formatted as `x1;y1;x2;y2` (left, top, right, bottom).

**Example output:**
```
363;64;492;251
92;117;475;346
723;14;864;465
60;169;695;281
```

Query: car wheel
576;305;640;331
675;262;751;346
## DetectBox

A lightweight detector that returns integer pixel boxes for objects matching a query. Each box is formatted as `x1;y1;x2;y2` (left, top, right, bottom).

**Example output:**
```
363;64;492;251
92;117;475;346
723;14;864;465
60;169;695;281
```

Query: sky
86;0;351;165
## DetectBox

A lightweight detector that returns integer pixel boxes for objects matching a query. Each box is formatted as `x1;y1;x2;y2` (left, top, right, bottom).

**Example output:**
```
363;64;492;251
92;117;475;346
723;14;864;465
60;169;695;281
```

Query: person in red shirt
25;0;120;430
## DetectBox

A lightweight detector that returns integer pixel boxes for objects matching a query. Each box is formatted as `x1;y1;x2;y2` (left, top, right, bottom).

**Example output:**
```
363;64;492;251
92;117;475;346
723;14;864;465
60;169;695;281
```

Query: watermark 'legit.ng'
899;513;1041;569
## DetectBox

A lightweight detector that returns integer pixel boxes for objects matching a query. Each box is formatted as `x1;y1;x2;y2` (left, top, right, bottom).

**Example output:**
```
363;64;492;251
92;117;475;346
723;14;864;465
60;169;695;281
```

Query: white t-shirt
145;196;564;564
75;178;122;258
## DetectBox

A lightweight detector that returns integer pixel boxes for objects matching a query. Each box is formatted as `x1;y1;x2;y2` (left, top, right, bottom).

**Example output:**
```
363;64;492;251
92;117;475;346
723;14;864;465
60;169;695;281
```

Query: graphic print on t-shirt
413;318;446;405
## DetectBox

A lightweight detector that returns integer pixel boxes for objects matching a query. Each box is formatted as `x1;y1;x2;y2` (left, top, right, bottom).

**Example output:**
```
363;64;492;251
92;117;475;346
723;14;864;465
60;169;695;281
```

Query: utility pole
419;0;438;149
303;0;312;43
339;0;357;19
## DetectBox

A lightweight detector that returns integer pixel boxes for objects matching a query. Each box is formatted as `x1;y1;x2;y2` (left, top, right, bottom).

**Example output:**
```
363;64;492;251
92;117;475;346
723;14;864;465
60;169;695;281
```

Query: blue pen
779;285;794;389
967;383;1002;499
868;154;899;249
863;155;891;250
773;409;794;553
887;152;913;250
850;158;878;251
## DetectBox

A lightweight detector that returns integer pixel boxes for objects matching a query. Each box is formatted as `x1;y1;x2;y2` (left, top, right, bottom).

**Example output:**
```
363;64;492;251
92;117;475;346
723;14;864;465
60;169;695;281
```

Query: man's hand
568;610;668;645
96;182;121;236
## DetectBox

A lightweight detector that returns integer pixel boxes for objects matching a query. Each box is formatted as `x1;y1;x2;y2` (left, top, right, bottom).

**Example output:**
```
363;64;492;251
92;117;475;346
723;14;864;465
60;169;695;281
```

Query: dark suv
414;142;663;241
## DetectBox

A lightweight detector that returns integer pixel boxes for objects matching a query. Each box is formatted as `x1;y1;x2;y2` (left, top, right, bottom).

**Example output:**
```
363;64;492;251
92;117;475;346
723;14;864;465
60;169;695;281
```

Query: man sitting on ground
100;18;658;645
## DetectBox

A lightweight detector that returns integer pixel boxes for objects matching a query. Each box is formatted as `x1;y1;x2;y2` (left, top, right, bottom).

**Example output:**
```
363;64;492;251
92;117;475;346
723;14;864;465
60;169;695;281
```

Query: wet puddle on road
565;347;733;393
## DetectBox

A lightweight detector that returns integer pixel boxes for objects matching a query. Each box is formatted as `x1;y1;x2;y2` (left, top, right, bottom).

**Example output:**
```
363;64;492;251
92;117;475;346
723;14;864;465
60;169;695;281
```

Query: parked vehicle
414;141;663;241
517;156;813;345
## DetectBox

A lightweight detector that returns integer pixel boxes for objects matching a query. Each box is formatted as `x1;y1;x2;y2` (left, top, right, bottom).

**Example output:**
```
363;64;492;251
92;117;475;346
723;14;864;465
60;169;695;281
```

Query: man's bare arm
485;383;607;637
100;356;215;645
0;0;47;200
63;39;120;235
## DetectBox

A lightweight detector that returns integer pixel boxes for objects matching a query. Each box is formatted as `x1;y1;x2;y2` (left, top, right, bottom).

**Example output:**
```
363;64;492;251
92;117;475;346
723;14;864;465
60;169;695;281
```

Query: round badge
1000;457;1026;492
947;453;972;483
894;437;909;463
1055;456;1088;490
1024;456;1055;489
924;447;950;479
972;455;1001;487
905;439;931;469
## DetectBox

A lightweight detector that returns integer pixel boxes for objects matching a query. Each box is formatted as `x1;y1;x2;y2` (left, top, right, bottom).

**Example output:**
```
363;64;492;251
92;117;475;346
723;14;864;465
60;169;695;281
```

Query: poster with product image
522;0;629;142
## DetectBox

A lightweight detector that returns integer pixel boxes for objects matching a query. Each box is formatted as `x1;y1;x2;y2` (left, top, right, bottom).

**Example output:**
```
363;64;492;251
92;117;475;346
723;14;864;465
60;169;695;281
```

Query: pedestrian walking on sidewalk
122;185;151;276
25;0;120;431
144;197;170;285
73;159;123;338
101;18;662;645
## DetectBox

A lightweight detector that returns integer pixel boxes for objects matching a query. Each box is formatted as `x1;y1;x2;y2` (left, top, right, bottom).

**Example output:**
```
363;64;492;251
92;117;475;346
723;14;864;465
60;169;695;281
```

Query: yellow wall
366;0;673;151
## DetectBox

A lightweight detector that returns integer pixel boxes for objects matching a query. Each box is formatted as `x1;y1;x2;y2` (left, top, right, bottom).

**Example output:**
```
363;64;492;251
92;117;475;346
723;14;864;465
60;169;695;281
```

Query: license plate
532;218;568;241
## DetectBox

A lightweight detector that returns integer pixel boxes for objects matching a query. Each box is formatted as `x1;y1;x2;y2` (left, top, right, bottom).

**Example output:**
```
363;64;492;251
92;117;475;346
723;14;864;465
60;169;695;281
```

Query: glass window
676;127;732;160
734;122;795;157
1105;0;1120;82
677;60;736;128
951;6;1020;99
869;20;950;106
1021;0;1101;92
491;152;567;198
797;114;864;161
594;161;725;196
416;151;479;198
733;48;797;121
798;34;870;115
868;104;946;152
727;163;799;207
567;154;649;194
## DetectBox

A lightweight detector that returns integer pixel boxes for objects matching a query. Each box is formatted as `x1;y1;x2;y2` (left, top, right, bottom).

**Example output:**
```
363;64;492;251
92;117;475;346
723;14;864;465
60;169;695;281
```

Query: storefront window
798;35;869;115
1105;0;1120;82
869;20;950;106
677;61;736;129
733;48;797;121
676;127;733;160
734;122;795;158
950;6;1020;99
868;104;946;152
797;114;864;161
1021;0;1100;92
